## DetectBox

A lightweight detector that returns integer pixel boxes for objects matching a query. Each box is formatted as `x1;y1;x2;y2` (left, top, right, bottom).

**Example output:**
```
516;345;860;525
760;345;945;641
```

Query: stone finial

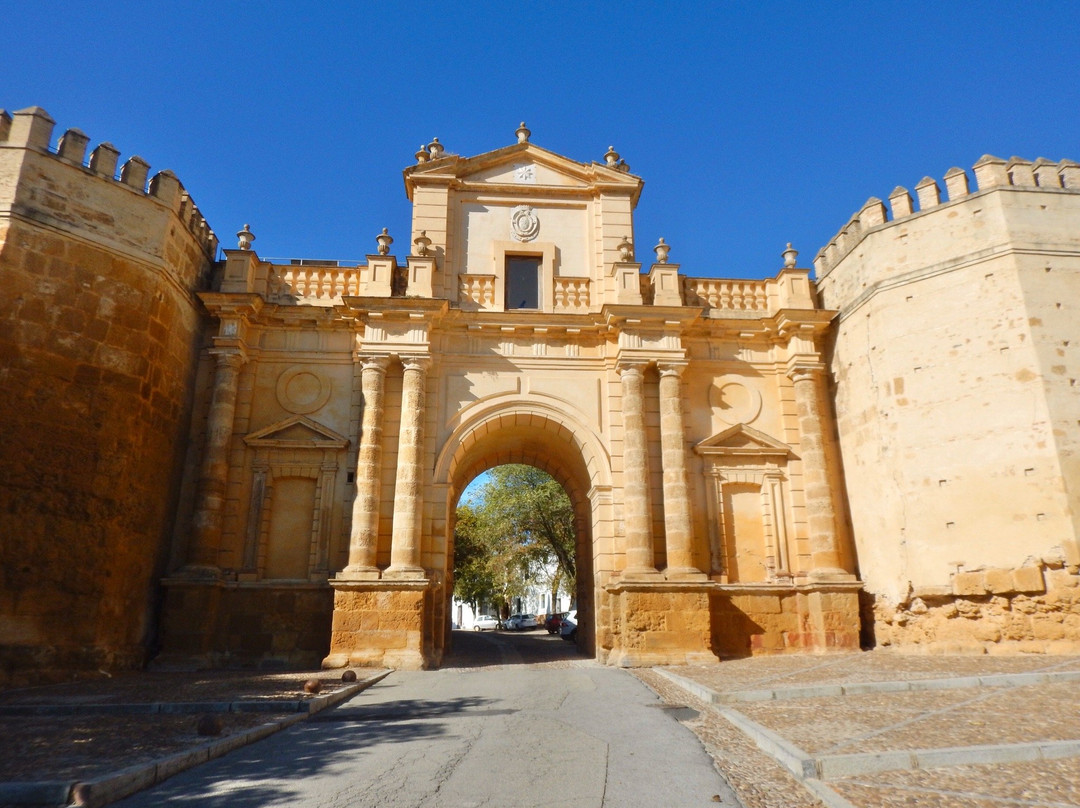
237;224;255;250
516;122;531;143
782;243;798;269
413;230;432;256
604;146;619;167
376;227;393;255
427;138;444;159
653;237;670;264
415;144;429;163
617;236;634;262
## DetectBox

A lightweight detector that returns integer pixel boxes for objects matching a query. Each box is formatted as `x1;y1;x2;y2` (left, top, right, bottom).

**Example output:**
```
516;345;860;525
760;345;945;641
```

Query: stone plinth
711;582;862;656
323;579;430;670
604;581;719;667
156;579;333;669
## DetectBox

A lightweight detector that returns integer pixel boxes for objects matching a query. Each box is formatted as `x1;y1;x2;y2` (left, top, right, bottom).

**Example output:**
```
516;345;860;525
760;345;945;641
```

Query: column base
383;565;427;580
664;567;708;582
323;578;431;670
808;568;857;582
337;567;381;581
619;567;663;581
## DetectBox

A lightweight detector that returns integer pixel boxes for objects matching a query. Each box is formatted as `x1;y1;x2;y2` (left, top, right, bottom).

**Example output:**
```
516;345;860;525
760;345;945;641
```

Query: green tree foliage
452;465;576;613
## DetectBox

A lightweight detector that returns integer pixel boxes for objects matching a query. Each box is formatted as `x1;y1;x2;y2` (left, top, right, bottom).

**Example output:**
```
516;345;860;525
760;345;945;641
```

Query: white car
503;613;539;630
560;610;578;641
472;615;499;631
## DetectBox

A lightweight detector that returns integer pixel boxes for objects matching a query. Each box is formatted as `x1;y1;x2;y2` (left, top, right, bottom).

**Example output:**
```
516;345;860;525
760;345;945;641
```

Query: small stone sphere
303;678;323;694
196;714;223;736
341;669;357;683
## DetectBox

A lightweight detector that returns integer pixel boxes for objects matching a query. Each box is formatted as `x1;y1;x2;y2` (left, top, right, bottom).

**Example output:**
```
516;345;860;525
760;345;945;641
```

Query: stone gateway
1;107;1078;684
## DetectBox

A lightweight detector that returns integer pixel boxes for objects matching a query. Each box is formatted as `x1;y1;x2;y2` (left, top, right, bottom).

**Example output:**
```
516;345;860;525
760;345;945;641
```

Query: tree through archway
453;465;576;624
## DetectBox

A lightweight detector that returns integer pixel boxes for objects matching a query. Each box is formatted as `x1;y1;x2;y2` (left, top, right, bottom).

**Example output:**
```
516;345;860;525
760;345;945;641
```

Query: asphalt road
112;629;741;807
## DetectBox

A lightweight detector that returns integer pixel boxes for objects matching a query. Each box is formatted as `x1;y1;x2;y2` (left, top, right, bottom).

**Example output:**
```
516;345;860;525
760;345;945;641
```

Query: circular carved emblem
511;205;540;242
709;380;762;425
276;366;332;414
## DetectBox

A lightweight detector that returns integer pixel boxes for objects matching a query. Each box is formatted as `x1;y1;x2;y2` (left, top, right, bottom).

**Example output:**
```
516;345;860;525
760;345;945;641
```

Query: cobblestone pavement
648;652;1080;808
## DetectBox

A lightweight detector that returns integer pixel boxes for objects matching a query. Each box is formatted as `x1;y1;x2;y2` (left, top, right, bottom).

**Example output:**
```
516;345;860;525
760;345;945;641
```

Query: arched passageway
431;396;611;664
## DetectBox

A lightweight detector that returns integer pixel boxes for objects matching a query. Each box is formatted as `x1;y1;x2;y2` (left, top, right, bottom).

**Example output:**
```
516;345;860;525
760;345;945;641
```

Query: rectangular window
505;256;540;310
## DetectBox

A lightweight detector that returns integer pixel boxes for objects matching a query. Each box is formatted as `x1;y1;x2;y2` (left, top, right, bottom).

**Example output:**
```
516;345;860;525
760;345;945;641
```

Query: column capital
657;361;688;379
356;354;391;373
785;361;826;384
617;359;648;377
400;355;432;373
208;346;248;369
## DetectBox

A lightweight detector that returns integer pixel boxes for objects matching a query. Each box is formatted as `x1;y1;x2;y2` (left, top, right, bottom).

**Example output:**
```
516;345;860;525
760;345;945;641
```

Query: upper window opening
506;256;540;310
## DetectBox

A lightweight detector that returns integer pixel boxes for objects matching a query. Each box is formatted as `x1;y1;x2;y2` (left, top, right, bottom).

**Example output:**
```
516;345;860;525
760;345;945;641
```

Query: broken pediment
244;415;349;449
695;423;793;459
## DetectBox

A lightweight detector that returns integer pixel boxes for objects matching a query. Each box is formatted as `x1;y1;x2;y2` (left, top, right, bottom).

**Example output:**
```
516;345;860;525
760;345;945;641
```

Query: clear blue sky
4;1;1078;279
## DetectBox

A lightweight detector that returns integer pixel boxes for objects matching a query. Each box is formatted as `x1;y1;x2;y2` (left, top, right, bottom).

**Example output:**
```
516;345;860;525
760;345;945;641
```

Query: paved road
113;630;740;807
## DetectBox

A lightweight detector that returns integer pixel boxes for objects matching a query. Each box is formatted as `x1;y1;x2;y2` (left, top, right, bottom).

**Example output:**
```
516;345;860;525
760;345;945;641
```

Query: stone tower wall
0;108;217;684
816;156;1080;653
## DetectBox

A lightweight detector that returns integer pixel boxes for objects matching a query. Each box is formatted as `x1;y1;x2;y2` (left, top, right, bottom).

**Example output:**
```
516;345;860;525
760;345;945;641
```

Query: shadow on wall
709;594;764;658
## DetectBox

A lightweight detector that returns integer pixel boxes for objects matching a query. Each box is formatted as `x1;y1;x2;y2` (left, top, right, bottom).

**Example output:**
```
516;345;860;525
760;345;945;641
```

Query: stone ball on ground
303;678;323;694
196;714;223;736
341;669;357;683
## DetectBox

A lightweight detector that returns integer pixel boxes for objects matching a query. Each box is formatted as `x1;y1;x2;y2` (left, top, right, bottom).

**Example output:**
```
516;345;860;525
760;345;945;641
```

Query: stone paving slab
737;680;1080;754
661;652;1080;808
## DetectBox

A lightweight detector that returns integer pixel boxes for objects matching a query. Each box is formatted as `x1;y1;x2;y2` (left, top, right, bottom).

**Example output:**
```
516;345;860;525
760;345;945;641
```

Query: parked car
503;613;539;631
545;612;567;634
560;609;578;641
472;615;499;631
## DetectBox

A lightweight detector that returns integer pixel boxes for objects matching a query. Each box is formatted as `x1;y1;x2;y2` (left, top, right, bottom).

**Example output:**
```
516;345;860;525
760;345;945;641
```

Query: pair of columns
618;360;848;581
618;361;702;579
343;355;430;579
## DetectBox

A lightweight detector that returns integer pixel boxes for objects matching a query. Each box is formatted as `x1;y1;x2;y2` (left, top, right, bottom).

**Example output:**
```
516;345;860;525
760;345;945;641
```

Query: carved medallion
709;380;762;425
513;163;536;183
511;205;540;242
275;366;332;414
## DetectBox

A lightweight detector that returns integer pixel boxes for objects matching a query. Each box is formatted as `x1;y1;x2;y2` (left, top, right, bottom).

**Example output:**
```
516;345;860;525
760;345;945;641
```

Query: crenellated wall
816;154;1080;653
0;107;216;685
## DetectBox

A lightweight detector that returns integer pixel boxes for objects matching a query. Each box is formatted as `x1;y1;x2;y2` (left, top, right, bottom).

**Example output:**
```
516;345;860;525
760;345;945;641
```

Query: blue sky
3;1;1078;279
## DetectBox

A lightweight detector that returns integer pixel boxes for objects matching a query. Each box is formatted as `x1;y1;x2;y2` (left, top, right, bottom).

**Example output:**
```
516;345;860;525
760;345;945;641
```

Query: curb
659;668;1080;704
0;670;391;808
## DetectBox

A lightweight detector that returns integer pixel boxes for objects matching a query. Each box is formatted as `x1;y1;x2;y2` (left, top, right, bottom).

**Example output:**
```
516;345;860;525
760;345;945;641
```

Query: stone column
788;364;848;578
385;357;431;578
186;348;246;575
657;362;704;578
618;362;658;577
343;357;389;576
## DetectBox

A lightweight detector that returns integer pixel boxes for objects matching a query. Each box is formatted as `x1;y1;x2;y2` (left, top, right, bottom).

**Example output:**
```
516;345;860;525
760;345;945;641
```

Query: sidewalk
656;652;1080;808
0;669;389;808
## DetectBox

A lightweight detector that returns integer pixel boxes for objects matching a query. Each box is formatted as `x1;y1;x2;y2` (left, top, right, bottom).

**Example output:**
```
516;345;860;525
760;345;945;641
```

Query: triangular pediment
405;141;642;201
244;415;349;449
695;424;792;458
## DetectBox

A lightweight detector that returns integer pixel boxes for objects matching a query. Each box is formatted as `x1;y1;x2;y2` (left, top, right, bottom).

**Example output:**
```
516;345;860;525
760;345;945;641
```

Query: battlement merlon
814;155;1080;279
0;106;218;260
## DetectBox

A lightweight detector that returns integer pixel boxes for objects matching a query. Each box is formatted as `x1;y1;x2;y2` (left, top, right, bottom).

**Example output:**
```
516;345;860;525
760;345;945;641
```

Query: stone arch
431;394;613;660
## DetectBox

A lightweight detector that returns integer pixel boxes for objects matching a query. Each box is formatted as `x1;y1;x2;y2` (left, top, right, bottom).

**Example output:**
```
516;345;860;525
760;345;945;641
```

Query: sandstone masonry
1;108;1077;684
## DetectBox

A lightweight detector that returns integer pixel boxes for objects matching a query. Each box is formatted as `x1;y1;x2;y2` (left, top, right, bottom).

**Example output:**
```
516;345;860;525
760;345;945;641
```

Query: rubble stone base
604;582;719;667
712;583;863;656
